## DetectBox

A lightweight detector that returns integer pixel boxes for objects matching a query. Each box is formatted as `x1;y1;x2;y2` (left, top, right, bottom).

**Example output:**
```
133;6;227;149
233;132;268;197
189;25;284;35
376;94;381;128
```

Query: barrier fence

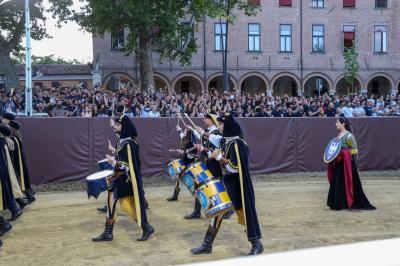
18;117;400;185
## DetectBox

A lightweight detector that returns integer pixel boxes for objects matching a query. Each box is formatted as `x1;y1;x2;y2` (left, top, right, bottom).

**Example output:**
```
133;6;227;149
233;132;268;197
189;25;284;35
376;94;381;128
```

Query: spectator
342;101;354;118
325;102;336;117
52;100;68;117
308;101;319;117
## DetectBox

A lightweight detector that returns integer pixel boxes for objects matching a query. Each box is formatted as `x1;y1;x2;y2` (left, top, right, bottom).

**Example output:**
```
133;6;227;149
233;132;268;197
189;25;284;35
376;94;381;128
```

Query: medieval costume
0;124;23;222
327;130;376;211
9;120;35;203
191;113;263;256
92;116;154;242
186;114;225;219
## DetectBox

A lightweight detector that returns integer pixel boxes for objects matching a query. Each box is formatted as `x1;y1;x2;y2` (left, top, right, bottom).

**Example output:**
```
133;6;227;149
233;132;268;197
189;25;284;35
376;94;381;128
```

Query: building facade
92;0;400;96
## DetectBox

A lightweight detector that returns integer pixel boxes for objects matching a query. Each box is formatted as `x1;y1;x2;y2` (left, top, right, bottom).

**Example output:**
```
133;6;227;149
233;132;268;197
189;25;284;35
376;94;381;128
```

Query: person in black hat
190;113;263;256
9;120;36;203
2;112;16;125
0;124;23;222
92;115;154;242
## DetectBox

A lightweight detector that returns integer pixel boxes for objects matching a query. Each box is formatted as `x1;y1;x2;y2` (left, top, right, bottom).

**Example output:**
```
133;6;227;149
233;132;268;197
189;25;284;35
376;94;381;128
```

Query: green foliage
74;0;258;66
0;0;73;54
11;52;83;65
343;41;360;88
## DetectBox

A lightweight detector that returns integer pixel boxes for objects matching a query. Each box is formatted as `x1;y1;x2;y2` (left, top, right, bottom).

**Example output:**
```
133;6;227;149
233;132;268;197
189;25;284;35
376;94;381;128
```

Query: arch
396;78;400;95
334;75;363;96
206;72;238;93
153;73;171;91
239;72;269;95
102;72;136;90
171;72;204;95
271;72;301;96
366;73;395;96
303;73;332;97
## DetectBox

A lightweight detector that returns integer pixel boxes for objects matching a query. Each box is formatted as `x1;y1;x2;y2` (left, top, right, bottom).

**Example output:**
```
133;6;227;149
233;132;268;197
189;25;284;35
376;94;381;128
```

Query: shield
323;138;341;163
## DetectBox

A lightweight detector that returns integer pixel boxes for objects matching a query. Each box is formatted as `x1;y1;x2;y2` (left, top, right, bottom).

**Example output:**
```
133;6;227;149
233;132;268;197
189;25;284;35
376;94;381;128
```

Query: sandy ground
1;177;399;266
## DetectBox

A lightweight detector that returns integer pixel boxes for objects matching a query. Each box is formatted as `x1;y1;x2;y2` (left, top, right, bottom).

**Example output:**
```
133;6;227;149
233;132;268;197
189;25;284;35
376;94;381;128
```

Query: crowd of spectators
1;84;400;118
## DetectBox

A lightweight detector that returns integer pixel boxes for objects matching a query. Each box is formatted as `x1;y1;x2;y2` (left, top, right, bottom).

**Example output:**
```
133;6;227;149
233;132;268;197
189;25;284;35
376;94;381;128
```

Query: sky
25;0;93;62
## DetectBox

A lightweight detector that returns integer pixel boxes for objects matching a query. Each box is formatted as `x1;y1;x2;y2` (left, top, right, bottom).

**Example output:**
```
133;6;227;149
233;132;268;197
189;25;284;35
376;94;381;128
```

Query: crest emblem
323;138;341;163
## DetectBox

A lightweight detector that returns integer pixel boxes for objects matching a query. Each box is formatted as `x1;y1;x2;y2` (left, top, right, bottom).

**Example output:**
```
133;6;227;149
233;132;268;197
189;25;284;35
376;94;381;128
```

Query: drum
86;170;114;199
196;179;234;219
97;158;113;171
167;159;186;179
181;162;214;195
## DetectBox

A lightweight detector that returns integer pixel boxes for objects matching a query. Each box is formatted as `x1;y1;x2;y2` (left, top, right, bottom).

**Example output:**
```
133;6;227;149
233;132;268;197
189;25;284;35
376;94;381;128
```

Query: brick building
92;0;400;96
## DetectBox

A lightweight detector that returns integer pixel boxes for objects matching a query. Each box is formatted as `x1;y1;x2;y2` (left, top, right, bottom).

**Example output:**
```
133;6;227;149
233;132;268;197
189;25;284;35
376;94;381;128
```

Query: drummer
190;113;263;256
182;114;224;219
92;115;155;242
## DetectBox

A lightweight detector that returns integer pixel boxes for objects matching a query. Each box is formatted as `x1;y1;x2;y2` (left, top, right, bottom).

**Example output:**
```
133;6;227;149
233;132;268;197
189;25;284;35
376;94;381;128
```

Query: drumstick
177;113;187;127
169;149;183;153
184;113;197;128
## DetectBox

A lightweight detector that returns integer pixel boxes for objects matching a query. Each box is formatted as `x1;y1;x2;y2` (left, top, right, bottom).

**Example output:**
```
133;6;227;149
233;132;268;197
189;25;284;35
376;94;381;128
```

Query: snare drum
183;162;213;185
196;179;234;219
97;158;113;171
167;159;186;179
86;170;114;199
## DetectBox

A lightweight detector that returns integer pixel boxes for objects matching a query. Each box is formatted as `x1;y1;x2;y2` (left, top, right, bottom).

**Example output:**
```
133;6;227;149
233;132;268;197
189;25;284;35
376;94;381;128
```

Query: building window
248;23;261;52
215;23;227;51
111;27;124;50
375;0;387;8
279;0;292;6
374;25;387;53
280;24;292;52
343;25;356;51
248;0;261;6
312;0;324;8
343;0;356;8
312;25;324;52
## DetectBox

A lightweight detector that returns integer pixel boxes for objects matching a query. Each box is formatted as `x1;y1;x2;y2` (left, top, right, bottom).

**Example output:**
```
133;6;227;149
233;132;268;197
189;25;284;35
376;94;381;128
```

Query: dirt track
1;177;399;265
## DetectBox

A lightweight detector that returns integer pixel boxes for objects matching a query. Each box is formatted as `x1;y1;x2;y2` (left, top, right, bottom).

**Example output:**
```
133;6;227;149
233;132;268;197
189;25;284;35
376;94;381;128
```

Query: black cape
0;137;17;211
11;136;33;193
223;138;262;241
114;138;148;228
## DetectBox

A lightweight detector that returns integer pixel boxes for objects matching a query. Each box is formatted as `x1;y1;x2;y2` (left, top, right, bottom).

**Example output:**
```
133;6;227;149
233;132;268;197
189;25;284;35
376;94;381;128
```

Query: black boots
92;218;114;242
191;226;218;254
166;187;180;201
248;239;264;255
26;192;36;204
8;203;23;222
137;222;155;241
97;205;107;213
16;198;28;210
0;215;12;237
184;198;201;219
222;209;234;219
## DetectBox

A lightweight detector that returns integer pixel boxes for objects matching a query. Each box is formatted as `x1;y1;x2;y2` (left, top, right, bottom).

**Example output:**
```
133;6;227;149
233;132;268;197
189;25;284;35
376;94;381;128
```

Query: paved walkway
1;179;399;265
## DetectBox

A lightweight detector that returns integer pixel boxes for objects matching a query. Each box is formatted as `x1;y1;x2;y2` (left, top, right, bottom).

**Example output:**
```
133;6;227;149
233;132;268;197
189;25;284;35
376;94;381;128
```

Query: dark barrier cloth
355;118;400;171
296;118;338;172
92;118;168;177
238;118;295;173
18;118;89;184
18;118;400;184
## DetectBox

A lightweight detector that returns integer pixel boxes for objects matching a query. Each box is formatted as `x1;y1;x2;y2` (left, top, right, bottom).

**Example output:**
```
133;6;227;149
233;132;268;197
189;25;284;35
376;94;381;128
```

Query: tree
343;41;360;95
11;53;83;65
74;0;257;91
0;0;73;90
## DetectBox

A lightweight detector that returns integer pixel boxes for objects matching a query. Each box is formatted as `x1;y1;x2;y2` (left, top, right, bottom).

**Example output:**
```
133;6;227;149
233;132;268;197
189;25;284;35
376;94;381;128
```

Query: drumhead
86;170;114;180
97;158;108;163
